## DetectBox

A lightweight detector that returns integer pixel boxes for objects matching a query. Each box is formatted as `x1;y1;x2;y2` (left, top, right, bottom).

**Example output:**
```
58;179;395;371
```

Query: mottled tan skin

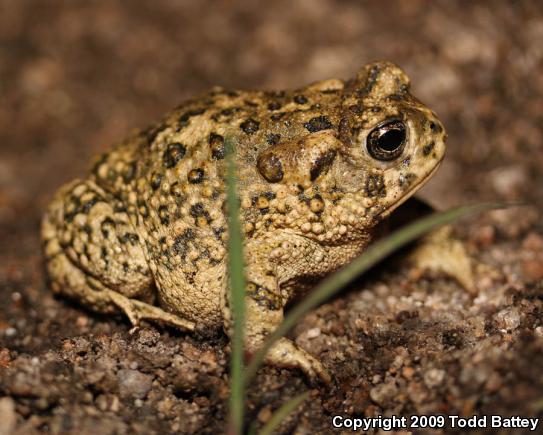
42;62;446;383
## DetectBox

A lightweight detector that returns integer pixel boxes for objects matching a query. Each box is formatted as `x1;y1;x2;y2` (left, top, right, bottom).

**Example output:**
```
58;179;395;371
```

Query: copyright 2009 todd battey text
331;415;540;432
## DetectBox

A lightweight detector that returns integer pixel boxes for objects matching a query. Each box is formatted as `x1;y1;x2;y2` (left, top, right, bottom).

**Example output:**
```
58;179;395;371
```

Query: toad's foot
87;277;195;331
407;225;475;293
264;337;332;385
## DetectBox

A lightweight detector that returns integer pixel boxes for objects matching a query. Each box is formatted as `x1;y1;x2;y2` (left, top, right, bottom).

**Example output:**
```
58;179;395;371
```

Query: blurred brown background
0;1;542;434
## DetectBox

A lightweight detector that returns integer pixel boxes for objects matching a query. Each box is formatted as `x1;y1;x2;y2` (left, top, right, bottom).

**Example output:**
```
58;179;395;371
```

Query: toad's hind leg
41;179;194;331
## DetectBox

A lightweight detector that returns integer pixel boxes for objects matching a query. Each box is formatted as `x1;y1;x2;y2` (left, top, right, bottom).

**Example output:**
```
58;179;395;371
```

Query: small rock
523;258;543;281
490;165;527;198
257;405;272;423
117;369;153;399
4;328;16;338
306;327;321;339
0;348;10;368
402;366;415;379
423;368;445;388
0;397;16;435
369;380;398;407
494;307;521;331
522;233;543;251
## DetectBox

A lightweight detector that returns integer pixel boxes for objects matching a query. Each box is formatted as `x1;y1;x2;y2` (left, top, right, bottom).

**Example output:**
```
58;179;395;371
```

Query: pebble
117;369;153;399
494;307;521;331
522;233;543;251
306;327;321;339
4;328;16;338
423;368;445;388
369;381;398;407
523;259;543;281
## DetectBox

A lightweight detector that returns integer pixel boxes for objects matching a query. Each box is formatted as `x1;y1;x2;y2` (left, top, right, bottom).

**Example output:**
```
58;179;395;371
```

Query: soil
1;1;543;434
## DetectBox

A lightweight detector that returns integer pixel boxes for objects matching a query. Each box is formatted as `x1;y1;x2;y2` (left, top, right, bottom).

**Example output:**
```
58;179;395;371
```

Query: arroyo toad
42;61;446;383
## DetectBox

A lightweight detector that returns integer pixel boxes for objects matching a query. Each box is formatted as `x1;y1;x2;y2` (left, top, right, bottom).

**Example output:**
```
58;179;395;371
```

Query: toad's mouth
374;157;444;221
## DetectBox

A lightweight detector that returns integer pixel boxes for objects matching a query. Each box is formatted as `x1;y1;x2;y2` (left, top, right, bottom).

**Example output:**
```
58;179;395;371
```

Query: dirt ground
1;1;543;434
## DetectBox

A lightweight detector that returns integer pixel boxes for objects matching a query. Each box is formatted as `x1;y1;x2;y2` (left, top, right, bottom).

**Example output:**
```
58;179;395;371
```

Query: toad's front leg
223;233;332;385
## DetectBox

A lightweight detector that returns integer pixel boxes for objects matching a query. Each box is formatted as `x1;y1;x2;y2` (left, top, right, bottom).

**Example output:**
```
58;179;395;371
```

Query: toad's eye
366;120;406;161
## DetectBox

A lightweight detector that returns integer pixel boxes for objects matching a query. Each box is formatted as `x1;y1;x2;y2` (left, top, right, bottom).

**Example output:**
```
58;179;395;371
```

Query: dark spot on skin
163;142;186;168
267;101;282;111
158;205;170;225
293;95;308;104
100;217;115;239
82;225;92;235
270;112;285;122
150;172;163;190
81;197;99;214
240;118;260;135
348;105;363;115
387;94;405;101
178;108;206;127
122;162;136;182
119;233;139;245
429;121;442;133
137;201;149;218
91;154;108;177
257;152;284;183
266;133;281;145
190;203;211;224
172;229;195;259
371;107;382;113
310;150;336;181
100;246;109;267
304;115;333;133
170;182;183;197
423;141;435;156
213;227;225;241
263;191;276;200
365;174;386;197
246;281;280;310
209;133;225;160
188;168;204;184
122;262;129;273
362;65;380;94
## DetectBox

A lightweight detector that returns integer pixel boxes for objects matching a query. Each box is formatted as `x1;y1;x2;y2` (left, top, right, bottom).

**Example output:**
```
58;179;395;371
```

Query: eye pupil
378;128;405;151
367;120;406;161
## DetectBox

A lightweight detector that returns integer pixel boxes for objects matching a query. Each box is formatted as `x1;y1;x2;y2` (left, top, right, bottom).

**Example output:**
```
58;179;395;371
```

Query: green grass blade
259;391;310;435
226;137;246;434
246;203;504;382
